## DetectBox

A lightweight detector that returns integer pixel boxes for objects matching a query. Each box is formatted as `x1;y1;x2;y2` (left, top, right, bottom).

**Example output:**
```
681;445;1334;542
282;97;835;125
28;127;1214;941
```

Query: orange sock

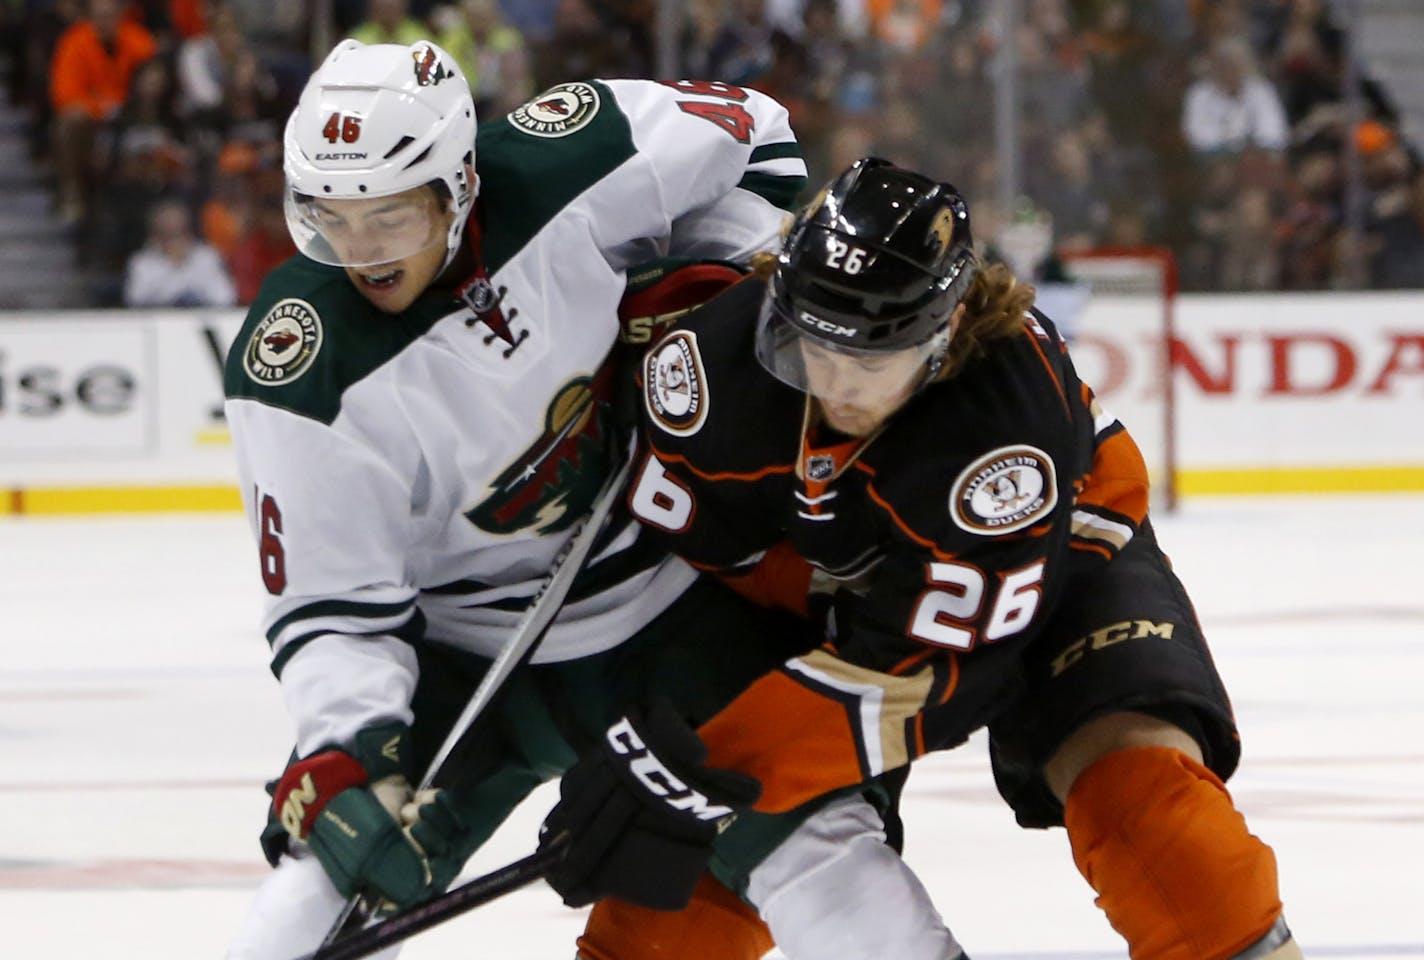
1064;746;1284;960
577;872;774;960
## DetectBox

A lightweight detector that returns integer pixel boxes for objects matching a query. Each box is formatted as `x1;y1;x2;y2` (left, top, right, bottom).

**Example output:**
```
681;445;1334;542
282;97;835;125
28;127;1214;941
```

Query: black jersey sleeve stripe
269;609;426;678
264;597;417;648
736;171;804;210
748;141;803;165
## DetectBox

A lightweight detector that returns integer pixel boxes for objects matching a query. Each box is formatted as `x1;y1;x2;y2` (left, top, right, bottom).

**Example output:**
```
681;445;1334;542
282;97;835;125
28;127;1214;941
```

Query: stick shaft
302;843;566;960
320;455;633;945
419;455;631;789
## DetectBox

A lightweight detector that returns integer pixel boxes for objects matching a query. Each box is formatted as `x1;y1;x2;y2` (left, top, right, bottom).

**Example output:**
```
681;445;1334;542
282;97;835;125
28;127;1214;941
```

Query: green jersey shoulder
476;80;637;272
223;255;446;425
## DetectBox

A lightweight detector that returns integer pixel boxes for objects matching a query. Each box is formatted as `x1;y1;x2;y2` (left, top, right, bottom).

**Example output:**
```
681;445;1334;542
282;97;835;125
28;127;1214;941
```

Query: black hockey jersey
627;274;1150;812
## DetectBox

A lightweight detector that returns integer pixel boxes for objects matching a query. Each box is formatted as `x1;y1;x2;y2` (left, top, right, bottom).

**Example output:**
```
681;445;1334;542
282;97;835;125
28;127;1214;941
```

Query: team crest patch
509;82;600;138
465;372;612;535
243;298;323;385
643;330;708;436
950;445;1057;535
411;43;449;86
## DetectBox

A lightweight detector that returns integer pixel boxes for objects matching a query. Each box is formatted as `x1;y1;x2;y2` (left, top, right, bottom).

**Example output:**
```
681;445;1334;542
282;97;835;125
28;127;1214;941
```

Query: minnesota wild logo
465;366;616;535
412;44;449;86
508;82;600;138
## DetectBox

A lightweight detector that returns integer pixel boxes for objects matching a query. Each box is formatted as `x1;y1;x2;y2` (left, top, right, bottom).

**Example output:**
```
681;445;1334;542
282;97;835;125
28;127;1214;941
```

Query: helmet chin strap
920;295;971;386
920;324;953;386
440;235;463;272
441;169;480;272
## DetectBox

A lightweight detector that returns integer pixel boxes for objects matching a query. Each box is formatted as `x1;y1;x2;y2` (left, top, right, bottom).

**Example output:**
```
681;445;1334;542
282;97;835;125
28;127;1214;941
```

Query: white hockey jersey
224;79;807;755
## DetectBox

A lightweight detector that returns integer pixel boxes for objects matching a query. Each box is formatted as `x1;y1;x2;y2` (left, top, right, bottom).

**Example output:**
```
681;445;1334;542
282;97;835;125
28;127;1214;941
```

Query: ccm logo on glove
539;699;761;910
606;717;735;823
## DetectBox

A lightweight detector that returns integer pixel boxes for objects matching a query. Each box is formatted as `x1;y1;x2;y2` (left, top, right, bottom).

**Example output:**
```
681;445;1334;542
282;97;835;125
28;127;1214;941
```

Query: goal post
1057;246;1179;512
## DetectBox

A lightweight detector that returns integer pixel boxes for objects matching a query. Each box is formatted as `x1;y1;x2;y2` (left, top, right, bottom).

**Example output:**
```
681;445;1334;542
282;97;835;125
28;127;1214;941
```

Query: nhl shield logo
950;445;1057;535
460;277;498;313
509;82;601;138
243;298;323;385
643;330;709;436
806;454;835;481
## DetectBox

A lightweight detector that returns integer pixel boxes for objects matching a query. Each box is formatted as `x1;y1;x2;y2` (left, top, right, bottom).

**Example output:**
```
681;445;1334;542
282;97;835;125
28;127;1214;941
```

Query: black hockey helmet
757;157;978;390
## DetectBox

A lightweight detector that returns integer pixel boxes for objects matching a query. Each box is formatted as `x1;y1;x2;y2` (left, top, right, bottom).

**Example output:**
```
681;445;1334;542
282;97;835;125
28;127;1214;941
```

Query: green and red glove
272;723;463;908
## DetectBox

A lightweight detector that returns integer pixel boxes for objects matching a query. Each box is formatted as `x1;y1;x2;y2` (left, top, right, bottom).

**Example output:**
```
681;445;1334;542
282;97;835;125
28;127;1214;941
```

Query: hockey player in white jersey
223;38;964;960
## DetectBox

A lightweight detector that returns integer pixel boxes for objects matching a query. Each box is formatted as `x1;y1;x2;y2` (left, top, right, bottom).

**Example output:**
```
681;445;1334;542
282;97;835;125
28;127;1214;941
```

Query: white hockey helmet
283;39;479;269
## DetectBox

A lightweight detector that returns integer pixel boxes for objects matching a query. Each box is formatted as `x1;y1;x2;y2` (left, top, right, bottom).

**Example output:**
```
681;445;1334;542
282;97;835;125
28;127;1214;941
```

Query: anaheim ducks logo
928;207;956;257
412;43;449;86
643;330;708;437
509;82;600;138
950;444;1057;535
243;298;323;385
465;366;614;535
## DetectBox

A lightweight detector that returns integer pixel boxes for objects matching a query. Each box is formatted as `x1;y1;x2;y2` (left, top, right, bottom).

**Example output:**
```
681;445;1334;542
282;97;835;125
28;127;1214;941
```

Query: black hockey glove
538;697;761;910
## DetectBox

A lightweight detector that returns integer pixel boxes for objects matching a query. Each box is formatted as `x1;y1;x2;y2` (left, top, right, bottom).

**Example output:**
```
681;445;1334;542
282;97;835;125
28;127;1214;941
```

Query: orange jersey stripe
1069;539;1115;562
1025;326;1072;422
647;442;796;484
862;481;944;555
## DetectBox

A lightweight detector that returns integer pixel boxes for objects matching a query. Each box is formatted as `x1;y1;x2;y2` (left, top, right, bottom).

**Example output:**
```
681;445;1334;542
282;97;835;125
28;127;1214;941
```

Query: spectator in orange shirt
201;146;294;304
865;0;941;52
49;0;158;224
225;169;296;305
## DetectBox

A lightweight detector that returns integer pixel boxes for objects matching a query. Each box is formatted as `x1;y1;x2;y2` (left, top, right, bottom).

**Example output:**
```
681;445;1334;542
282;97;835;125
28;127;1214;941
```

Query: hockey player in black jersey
550;158;1303;960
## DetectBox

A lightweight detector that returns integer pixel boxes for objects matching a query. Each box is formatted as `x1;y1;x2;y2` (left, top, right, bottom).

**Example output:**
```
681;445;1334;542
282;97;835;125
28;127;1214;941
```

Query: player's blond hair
935;261;1037;381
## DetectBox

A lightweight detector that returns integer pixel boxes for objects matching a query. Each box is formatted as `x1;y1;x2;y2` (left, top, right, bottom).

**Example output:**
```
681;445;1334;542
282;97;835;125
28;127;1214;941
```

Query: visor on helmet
285;184;449;269
755;286;949;395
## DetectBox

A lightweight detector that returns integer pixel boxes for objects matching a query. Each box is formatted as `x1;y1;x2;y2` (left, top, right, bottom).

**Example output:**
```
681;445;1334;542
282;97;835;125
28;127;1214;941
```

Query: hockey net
1057;247;1179;511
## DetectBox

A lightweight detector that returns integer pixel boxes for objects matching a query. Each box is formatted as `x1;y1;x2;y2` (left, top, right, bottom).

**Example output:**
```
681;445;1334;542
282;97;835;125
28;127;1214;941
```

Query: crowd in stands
4;0;1422;305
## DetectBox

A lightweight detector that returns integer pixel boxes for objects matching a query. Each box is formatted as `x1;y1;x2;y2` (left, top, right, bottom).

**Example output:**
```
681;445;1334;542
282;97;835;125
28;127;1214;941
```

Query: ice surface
2;498;1421;957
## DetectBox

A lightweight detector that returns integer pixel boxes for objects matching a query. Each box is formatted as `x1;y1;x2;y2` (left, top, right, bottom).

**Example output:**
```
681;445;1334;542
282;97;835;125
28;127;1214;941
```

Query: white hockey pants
225;846;401;960
746;794;966;960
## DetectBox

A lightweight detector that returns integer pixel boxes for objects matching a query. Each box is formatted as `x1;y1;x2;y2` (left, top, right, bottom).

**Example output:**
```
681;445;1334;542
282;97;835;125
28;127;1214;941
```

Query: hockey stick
319;453;634;948
299;837;568;960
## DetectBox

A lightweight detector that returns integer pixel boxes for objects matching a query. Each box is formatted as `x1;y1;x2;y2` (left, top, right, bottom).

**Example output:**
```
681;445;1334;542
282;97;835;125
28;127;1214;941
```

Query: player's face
800;339;928;437
307;186;452;314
